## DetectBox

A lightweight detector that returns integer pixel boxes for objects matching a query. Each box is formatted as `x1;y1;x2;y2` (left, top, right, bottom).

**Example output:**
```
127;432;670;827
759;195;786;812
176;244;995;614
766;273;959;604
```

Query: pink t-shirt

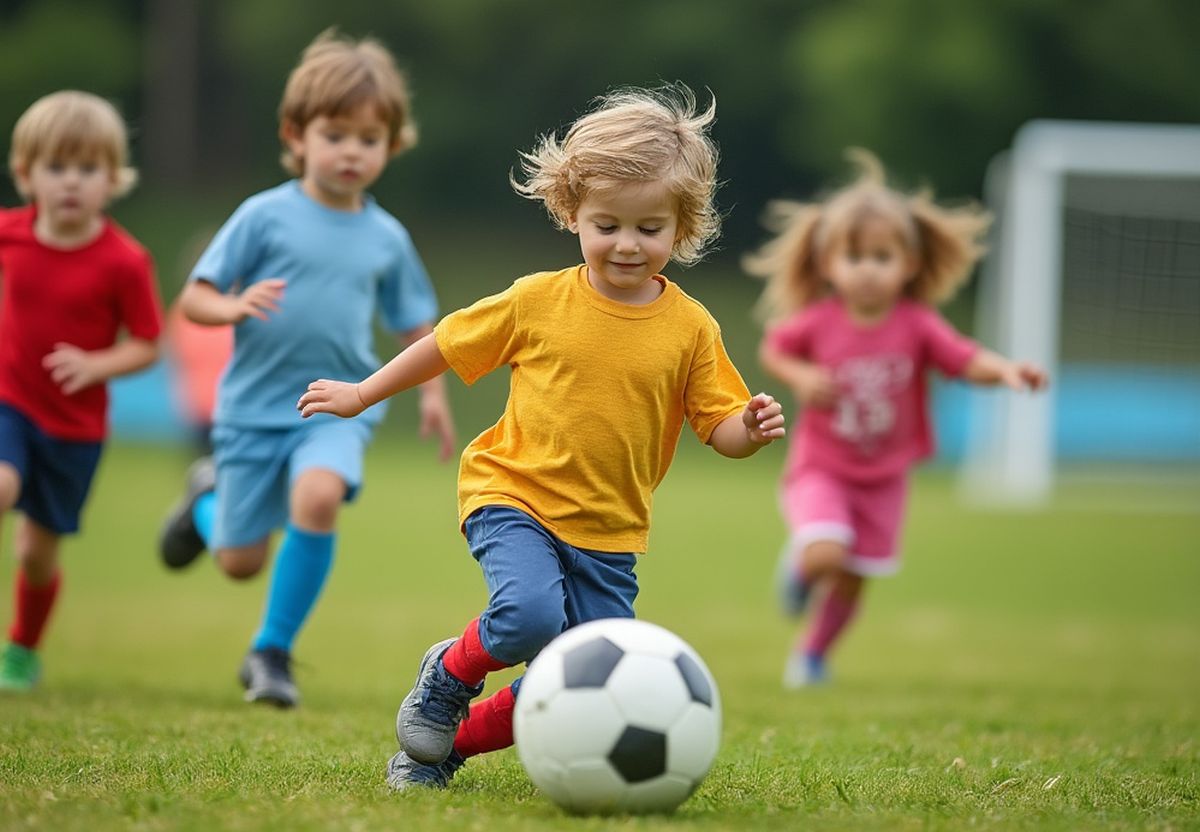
767;298;978;483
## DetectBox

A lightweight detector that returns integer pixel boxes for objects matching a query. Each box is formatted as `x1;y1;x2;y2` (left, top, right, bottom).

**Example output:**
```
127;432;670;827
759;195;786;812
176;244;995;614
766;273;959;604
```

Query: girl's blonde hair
278;28;417;176
745;149;991;323
512;84;721;266
8;90;137;200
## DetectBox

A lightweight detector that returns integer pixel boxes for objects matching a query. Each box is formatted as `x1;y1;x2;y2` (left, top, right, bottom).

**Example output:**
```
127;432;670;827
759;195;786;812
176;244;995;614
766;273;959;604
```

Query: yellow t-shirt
435;265;750;553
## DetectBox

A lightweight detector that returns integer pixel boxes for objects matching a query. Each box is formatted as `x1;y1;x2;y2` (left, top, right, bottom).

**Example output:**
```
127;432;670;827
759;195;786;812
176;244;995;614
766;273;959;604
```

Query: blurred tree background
4;0;1198;278
1;0;1197;432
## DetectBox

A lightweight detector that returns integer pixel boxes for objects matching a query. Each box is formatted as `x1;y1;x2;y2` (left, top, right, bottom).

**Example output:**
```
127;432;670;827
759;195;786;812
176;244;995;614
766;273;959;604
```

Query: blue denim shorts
209;416;374;547
0;403;103;534
465;505;639;667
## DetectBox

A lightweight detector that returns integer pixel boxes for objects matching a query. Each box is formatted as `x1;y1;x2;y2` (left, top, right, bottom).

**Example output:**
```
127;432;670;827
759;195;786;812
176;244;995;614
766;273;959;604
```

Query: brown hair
512;84;721;266
8;90;137;199
745;149;992;323
278;28;417;176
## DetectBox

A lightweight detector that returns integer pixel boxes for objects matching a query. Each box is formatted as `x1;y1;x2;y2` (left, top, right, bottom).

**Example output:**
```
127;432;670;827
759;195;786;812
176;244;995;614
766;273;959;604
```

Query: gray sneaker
385;749;465;791
159;456;216;570
396;638;483;764
238;647;299;708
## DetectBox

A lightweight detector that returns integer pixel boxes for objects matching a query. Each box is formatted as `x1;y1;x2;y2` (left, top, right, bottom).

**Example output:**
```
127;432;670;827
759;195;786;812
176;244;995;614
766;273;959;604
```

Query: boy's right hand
297;380;366;419
795;365;838;408
230;278;286;323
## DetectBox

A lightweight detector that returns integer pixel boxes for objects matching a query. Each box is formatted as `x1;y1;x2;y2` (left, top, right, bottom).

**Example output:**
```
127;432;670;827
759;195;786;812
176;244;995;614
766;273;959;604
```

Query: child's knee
216;545;267;580
488;605;566;664
803;539;849;575
0;463;19;511
290;471;346;530
14;520;60;580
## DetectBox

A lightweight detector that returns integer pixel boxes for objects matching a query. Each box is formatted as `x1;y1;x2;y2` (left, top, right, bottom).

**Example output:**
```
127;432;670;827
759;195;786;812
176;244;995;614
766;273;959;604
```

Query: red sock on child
8;569;61;649
453;684;516;757
803;586;860;658
442;617;509;686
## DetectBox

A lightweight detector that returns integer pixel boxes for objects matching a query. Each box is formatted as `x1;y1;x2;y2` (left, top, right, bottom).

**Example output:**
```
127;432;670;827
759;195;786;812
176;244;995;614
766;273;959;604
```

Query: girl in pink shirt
745;150;1048;688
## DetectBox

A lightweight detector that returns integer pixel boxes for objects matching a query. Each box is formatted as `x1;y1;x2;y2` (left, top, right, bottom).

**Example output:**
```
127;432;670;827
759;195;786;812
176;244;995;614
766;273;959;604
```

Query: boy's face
19;156;115;238
284;103;392;211
569;181;679;305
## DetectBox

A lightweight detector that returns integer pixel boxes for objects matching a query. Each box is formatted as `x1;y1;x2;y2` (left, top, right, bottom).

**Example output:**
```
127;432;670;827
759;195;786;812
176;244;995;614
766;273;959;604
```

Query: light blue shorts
209;416;374;548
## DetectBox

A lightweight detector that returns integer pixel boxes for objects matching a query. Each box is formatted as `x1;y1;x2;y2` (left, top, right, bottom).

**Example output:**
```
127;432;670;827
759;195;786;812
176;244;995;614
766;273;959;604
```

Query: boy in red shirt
0;91;163;691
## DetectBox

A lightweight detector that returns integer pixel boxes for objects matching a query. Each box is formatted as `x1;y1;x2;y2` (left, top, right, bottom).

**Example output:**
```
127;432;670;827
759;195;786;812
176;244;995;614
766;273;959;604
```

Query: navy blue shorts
0;403;103;534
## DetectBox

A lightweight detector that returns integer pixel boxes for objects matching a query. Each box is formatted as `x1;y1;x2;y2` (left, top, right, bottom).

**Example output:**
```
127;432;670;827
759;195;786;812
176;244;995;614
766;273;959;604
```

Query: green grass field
1;439;1197;831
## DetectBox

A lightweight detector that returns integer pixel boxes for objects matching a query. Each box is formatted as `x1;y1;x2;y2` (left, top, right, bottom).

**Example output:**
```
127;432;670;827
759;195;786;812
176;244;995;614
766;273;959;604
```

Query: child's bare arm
399;323;457;462
43;336;159;395
963;349;1049;392
708;392;787;458
179;278;285;326
759;340;837;407
298;331;450;419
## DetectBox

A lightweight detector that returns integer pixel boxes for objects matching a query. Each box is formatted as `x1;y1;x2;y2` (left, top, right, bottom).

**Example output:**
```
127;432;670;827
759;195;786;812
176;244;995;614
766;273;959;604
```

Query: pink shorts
780;468;909;576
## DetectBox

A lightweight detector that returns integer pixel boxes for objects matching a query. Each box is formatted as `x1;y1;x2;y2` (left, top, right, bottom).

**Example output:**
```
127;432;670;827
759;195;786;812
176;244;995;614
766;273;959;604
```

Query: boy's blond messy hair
512;84;720;266
278;28;417;176
8;90;137;200
745;149;992;323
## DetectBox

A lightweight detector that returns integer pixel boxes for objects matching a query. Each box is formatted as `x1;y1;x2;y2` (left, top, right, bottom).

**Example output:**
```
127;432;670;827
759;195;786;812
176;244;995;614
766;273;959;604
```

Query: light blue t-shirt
191;181;437;427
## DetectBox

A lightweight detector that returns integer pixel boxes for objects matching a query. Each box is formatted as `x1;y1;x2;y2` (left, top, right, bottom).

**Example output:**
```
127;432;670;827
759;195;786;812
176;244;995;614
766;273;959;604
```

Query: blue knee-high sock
251;525;335;653
192;491;216;547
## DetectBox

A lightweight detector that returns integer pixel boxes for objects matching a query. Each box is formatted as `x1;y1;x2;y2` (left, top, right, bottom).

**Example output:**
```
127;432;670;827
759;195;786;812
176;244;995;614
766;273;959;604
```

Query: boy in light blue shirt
159;30;455;707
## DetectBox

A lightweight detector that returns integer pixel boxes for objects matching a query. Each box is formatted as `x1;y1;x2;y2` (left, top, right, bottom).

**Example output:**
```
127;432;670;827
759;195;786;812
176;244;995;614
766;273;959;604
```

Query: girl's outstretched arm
963;349;1049;392
297;331;450;419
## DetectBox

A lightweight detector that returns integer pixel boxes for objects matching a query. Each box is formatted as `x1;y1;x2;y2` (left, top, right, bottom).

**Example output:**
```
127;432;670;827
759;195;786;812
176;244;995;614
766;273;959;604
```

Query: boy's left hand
43;343;103;395
418;389;456;462
743;392;786;444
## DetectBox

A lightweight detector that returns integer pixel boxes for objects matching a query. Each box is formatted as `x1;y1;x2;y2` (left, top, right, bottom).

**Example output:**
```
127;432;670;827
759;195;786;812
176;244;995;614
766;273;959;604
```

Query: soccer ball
513;618;721;814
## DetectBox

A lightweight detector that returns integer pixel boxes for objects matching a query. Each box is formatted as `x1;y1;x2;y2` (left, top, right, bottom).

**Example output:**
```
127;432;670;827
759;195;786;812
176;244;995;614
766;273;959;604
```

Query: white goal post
960;119;1200;506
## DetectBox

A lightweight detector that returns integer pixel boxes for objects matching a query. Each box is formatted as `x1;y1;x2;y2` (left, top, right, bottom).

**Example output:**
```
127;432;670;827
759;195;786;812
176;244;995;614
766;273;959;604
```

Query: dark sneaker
775;540;811;617
159;456;216;570
0;642;40;692
238;647;299;708
397;638;483;764
385;749;465;791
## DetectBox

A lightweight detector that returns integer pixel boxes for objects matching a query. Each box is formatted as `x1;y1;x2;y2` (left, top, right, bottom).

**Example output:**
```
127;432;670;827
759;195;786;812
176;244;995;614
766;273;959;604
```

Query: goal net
959;120;1200;506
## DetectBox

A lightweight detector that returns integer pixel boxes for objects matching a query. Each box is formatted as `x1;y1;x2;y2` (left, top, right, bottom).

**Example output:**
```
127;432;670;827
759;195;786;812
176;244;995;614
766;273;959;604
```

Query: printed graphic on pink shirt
831;354;914;454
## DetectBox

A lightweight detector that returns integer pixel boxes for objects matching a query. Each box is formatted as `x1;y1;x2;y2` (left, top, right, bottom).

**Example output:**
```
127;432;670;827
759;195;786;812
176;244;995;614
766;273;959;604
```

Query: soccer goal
959;120;1200;506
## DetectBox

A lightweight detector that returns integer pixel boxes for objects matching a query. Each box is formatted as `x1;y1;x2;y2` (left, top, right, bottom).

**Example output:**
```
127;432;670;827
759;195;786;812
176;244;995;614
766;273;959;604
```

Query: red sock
8;569;61;649
453;684;515;758
442;617;509;686
803;586;860;658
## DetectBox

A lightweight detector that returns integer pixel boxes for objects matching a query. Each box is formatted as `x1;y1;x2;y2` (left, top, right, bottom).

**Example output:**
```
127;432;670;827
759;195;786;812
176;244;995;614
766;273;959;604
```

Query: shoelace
418;665;475;726
258;648;293;677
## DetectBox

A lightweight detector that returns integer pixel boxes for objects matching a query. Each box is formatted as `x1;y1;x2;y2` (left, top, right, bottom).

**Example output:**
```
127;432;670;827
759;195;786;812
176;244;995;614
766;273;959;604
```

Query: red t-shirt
0;205;163;440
